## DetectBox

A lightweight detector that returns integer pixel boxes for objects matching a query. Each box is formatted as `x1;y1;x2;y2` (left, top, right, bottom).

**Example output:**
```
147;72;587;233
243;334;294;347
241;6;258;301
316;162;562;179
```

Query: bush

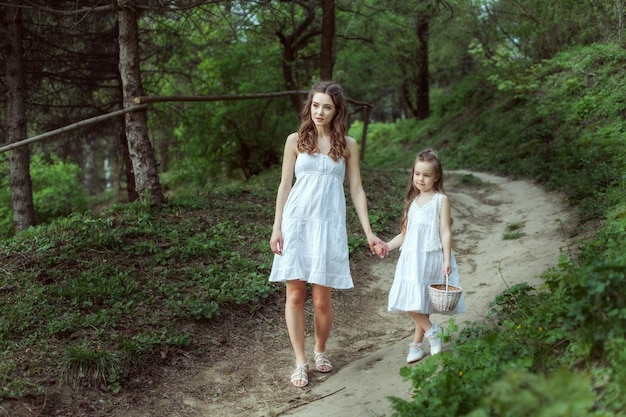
0;154;88;238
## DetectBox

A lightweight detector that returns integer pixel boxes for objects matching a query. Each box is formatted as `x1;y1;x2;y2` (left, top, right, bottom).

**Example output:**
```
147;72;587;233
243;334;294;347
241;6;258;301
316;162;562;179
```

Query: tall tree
406;10;431;119
481;0;604;60
395;1;451;120
4;2;36;232
320;0;336;81
117;1;165;204
273;0;321;113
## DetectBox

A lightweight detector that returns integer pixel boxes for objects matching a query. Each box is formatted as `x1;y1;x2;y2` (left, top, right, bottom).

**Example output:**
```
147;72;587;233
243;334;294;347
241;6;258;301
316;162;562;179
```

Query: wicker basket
429;275;462;312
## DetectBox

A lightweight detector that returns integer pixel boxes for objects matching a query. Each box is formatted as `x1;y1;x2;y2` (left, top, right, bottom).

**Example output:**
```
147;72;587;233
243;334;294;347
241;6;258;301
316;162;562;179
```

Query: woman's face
310;93;336;128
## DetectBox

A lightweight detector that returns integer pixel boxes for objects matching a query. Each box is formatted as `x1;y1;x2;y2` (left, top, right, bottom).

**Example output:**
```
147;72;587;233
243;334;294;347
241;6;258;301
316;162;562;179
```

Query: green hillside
2;42;625;416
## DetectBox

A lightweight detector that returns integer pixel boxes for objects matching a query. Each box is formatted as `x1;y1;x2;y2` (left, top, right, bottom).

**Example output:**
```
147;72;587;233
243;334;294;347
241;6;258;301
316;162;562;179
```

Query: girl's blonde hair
401;149;445;233
297;81;349;161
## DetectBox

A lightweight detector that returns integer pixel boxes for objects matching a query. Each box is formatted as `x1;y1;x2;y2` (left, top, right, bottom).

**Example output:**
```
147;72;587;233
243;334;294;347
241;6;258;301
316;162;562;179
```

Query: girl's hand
443;263;452;277
270;230;283;255
372;239;389;258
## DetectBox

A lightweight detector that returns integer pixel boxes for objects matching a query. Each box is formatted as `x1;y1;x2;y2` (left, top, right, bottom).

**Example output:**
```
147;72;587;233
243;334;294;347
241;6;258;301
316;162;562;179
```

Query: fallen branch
133;91;309;104
0;105;148;154
274;386;346;416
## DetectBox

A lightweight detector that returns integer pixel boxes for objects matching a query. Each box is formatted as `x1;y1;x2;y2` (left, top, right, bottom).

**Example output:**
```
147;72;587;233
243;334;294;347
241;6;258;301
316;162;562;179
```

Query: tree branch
0;105;148;154
133;91;310;104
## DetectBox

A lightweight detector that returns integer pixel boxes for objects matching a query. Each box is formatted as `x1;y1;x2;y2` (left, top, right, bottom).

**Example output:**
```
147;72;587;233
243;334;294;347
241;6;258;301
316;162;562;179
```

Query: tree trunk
117;65;137;202
320;0;336;81
278;33;304;115
120;129;138;202
276;0;318;115
415;12;430;120
4;3;36;233
117;1;165;204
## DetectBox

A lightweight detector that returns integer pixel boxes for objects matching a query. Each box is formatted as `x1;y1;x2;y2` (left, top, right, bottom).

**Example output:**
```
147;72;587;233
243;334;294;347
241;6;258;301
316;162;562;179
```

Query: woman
269;81;387;387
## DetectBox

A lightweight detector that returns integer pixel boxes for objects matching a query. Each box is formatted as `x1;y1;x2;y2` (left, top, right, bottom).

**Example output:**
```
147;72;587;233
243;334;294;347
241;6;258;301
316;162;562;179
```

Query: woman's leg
285;280;308;367
311;284;333;371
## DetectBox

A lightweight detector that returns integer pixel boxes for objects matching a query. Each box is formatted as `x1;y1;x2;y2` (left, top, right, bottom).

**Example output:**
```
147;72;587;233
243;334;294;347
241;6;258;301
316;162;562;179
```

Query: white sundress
268;152;353;289
387;193;465;315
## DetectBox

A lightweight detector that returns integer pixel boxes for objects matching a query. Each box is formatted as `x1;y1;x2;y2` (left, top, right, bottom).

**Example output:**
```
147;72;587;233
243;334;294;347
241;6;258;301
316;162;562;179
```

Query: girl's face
413;160;439;193
311;93;336;128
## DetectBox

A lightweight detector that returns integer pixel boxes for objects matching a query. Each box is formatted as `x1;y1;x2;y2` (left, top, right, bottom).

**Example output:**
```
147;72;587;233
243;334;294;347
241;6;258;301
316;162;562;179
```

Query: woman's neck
316;125;331;138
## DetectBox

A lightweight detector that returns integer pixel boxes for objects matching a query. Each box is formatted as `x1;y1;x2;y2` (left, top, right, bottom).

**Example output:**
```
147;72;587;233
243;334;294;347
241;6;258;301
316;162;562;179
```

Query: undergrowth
379;42;626;417
0;167;403;402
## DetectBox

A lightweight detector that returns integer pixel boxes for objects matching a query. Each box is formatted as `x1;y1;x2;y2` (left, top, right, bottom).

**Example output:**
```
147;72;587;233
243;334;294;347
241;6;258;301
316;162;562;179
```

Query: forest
1;0;626;416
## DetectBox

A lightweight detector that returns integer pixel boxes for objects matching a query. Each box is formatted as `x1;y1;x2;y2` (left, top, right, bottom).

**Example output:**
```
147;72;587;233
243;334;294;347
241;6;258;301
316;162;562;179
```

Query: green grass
383;43;626;417
503;221;526;240
0;166;405;400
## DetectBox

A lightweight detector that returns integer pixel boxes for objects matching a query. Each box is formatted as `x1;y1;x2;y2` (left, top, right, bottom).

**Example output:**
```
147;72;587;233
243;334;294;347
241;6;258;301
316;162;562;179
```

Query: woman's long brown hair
297;81;349;161
400;149;445;233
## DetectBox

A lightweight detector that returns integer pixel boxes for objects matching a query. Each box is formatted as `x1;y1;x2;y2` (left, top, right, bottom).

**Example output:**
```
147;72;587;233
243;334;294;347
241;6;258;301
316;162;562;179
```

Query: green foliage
3;5;626;413
0;154;88;238
144;7;298;188
390;277;621;416
387;41;626;417
0;165;402;400
567;252;626;355
540;205;626;361
349;118;444;170
458;173;486;187
471;0;605;62
0;180;272;396
503;221;526;240
595;338;626;412
60;344;122;391
429;42;626;222
468;369;606;417
31;154;89;224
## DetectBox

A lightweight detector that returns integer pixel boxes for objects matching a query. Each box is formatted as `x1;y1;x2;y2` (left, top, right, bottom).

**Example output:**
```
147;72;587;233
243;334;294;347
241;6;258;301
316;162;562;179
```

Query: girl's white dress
269;152;353;289
388;193;465;314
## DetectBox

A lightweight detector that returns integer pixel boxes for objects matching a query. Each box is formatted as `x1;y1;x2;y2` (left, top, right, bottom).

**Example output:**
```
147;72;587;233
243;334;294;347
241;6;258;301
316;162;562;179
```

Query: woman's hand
374;243;388;258
369;235;388;258
270;229;283;255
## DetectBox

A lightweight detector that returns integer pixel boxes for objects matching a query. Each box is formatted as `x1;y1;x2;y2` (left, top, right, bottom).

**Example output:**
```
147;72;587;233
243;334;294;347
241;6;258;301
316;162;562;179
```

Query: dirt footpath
273;171;572;417
104;171;572;417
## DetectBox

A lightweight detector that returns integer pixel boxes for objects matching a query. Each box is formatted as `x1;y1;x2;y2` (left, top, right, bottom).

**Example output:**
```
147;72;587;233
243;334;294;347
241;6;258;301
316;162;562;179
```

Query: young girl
376;149;464;363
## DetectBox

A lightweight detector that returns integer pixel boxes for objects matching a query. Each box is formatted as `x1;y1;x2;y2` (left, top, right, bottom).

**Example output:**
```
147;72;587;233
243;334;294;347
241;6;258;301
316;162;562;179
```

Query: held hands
374;243;388;258
369;235;388;258
272;231;389;258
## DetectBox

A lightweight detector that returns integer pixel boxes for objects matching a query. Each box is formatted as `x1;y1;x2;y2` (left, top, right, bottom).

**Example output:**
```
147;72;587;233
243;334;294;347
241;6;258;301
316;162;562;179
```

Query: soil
1;171;574;417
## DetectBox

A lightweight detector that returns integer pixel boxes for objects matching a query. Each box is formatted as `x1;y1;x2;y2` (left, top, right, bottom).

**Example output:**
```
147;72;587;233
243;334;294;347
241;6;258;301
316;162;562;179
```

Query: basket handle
445;273;449;293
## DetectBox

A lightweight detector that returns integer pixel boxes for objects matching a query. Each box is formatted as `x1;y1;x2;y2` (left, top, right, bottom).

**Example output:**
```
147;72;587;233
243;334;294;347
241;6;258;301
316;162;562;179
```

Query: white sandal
290;363;309;387
314;351;333;373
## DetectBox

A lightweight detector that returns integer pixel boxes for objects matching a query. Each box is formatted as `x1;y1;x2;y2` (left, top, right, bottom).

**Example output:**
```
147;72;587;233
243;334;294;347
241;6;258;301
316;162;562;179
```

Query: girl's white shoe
407;342;425;363
426;324;443;355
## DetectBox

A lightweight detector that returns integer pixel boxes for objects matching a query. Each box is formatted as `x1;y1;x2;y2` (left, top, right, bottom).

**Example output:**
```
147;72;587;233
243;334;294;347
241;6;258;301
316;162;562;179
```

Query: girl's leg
406;312;429;363
407;312;442;355
285;280;308;369
311;284;333;372
407;312;431;342
406;312;442;358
